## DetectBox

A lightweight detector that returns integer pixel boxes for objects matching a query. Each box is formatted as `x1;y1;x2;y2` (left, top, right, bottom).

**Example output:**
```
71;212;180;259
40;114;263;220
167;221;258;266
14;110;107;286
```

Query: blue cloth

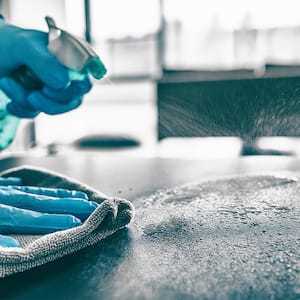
0;176;98;247
0;20;105;118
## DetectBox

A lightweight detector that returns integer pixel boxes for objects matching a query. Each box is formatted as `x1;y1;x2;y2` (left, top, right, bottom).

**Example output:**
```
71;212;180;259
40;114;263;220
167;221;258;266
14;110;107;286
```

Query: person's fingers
0;77;27;101
0;177;22;186
6;101;40;118
11;185;88;199
0;204;81;234
0;77;39;117
0;76;89;117
42;77;92;103
27;92;83;115
0;234;21;247
14;30;70;89
0;187;98;220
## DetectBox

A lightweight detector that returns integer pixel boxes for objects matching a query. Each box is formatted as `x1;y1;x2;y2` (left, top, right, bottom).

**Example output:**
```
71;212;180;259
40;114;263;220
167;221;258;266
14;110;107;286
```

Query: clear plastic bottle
0;68;101;151
0;90;20;150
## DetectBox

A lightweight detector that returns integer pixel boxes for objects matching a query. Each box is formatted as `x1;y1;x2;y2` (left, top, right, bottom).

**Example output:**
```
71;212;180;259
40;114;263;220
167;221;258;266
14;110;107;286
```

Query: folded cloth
0;165;134;278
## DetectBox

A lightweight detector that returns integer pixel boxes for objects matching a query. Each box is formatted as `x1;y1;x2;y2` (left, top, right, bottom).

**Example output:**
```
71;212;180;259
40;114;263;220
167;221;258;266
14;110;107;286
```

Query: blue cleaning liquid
0;90;20;150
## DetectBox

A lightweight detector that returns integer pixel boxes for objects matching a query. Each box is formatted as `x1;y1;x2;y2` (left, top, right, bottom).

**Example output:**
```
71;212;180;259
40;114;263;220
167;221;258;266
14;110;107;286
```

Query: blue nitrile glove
0;176;98;248
0;19;105;118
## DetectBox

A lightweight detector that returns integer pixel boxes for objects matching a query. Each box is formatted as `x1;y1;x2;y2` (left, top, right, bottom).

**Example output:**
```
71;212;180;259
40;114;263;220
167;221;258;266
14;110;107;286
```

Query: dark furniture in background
157;68;300;154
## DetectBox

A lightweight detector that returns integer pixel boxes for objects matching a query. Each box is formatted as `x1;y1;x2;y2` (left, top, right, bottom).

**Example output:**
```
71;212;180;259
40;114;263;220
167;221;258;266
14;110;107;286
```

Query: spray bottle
0;16;105;150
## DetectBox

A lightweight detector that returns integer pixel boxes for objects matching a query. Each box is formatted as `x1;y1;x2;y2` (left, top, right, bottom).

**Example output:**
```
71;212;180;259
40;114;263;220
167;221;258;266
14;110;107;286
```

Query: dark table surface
0;154;299;300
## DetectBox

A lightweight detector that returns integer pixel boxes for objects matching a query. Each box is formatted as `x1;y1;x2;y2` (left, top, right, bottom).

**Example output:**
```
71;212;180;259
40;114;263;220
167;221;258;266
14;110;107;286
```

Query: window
163;0;300;69
90;0;161;78
5;0;85;36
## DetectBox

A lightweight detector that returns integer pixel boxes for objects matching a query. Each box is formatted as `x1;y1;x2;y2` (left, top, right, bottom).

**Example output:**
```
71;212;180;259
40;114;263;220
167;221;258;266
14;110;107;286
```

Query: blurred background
2;0;300;158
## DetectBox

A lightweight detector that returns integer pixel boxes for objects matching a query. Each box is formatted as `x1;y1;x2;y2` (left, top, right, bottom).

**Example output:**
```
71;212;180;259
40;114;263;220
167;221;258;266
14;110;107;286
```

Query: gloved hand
0;19;106;118
0;176;98;248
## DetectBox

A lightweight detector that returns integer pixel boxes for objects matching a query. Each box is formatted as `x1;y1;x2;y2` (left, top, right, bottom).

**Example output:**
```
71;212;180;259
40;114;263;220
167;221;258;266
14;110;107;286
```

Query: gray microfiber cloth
0;165;135;278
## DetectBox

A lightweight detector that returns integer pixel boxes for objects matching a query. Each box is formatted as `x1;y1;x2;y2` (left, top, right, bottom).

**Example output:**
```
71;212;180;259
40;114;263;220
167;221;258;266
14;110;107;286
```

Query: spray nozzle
46;16;106;79
46;17;106;79
11;16;106;91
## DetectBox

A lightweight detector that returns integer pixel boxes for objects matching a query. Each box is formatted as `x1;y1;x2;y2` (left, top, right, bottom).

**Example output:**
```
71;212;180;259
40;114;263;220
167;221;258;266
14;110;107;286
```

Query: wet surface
111;175;300;300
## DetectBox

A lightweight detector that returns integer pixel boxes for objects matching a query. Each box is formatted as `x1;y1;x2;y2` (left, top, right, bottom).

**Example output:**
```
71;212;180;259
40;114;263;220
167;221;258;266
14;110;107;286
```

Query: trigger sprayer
0;16;106;150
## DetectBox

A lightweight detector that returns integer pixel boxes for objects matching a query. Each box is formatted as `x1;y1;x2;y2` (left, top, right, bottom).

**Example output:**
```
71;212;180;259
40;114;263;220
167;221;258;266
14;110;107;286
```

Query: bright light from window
90;0;160;39
164;0;300;30
9;0;85;37
9;0;66;30
65;0;85;37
